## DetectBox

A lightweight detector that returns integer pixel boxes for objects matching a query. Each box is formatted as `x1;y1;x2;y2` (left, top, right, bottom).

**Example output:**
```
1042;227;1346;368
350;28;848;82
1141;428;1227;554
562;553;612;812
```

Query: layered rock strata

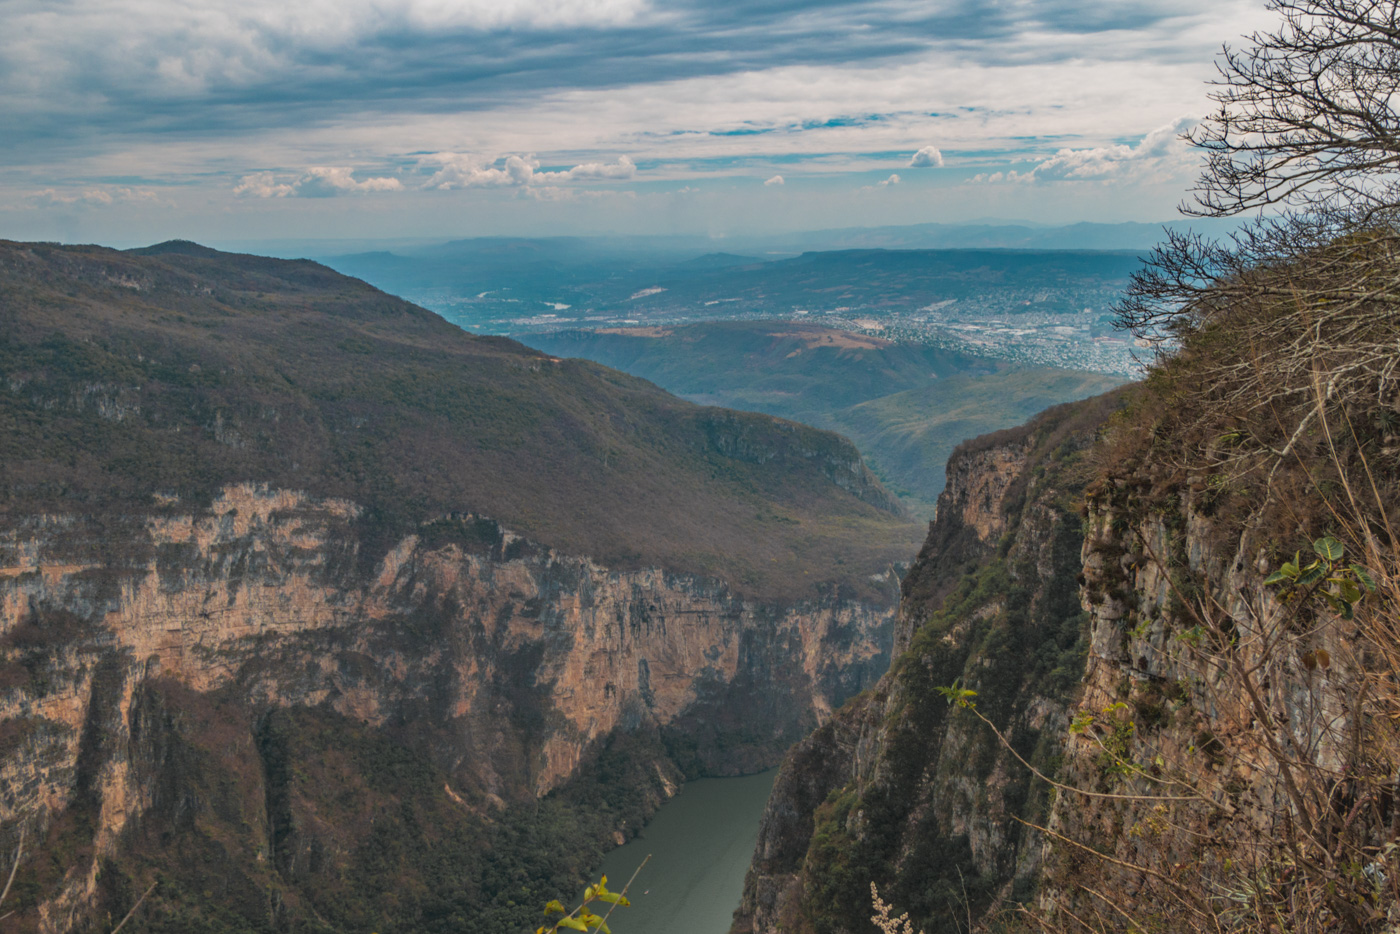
0;485;895;932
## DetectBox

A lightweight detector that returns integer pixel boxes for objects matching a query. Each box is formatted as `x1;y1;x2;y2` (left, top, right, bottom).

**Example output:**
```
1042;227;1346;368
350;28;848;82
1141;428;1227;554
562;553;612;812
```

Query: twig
109;880;157;934
595;854;650;932
0;826;24;911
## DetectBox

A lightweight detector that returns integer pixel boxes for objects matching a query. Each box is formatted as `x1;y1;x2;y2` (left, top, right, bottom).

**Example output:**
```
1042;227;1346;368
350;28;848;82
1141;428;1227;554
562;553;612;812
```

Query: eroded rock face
0;484;895;933
1033;472;1365;930
732;395;1122;934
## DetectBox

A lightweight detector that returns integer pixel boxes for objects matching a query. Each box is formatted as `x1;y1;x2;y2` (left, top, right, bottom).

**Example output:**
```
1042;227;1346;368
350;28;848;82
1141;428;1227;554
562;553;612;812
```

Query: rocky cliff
0;240;919;932
732;391;1128;934
0;485;896;932
736;282;1400;933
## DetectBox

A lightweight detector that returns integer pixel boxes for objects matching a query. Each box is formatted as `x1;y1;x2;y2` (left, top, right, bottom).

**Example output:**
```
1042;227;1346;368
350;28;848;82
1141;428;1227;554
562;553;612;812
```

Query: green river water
588;768;779;934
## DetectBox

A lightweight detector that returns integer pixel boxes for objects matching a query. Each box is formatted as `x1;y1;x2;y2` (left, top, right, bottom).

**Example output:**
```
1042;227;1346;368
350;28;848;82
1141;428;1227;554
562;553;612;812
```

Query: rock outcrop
732;392;1128;934
0;485;895;932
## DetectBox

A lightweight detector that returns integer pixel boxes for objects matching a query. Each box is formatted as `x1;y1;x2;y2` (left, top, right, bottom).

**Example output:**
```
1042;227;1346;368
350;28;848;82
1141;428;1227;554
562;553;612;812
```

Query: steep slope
732;389;1129;934
524;323;1123;516
735;249;1400;933
1031;292;1400;931
0;241;916;601
0;241;919;933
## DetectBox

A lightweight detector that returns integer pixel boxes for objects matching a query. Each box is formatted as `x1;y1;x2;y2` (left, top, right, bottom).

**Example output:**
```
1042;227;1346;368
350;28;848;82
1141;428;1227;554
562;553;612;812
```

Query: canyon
0;240;917;932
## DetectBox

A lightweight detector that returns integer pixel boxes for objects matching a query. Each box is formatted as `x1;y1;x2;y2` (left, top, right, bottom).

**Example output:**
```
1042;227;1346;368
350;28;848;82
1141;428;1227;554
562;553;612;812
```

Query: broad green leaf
544;901;567;915
1352;565;1378;592
1263;570;1291;586
558;918;589;931
1295;564;1326;588
1314;537;1345;562
594;892;628;905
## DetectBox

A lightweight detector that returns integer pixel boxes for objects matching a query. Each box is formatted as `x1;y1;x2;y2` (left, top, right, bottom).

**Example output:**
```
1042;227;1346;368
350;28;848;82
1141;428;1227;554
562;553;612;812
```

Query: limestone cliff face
0;484;895;933
1032;462;1369;929
732;394;1125;934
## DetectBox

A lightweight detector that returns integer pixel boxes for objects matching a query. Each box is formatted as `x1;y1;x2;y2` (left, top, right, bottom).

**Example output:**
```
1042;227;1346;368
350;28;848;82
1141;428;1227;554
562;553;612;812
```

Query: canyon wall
732;393;1125;934
0;484;896;932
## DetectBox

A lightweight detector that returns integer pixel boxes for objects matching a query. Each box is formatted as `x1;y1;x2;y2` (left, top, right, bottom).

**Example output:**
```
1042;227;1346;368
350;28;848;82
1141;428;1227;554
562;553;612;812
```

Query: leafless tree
1188;0;1400;218
1116;0;1400;343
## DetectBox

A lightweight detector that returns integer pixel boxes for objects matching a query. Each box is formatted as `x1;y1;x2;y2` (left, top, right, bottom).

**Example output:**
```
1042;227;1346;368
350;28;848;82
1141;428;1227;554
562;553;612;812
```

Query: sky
0;0;1277;246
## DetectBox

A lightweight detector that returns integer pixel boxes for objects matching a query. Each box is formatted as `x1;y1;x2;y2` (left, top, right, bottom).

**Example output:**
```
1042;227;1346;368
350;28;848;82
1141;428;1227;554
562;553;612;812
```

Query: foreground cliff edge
735;261;1400;932
0;240;923;932
733;390;1127;934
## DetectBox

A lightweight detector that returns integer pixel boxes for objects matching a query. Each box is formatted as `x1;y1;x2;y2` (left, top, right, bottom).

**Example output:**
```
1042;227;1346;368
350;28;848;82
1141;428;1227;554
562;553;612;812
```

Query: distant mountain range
222;218;1241;262
319;240;1149;339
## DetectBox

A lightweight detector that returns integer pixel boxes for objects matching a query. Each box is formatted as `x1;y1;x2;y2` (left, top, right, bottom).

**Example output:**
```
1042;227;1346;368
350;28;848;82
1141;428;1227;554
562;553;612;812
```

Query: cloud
1027;115;1197;182
966;170;1032;185
232;173;296;198
1;0;1273;237
424;153;636;189
541;155;636;181
234;167;403;197
858;172;902;191
909;146;943;168
33;187;163;206
764;175;785;186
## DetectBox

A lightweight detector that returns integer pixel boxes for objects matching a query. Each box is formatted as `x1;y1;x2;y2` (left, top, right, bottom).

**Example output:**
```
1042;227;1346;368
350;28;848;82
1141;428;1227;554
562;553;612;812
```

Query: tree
1190;0;1400;218
1116;0;1400;341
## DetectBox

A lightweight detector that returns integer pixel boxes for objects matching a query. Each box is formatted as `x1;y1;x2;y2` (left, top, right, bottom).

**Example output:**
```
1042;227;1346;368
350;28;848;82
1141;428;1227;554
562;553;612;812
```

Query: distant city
399;292;1145;378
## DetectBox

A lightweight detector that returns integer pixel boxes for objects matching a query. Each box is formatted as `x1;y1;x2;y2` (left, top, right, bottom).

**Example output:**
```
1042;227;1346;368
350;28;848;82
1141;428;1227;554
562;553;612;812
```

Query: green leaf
1295;564;1327;588
544;901;567;915
558;918;589;932
1336;579;1362;604
1263;570;1291;586
594;892;628;906
1314;537;1346;562
1352;565;1378;592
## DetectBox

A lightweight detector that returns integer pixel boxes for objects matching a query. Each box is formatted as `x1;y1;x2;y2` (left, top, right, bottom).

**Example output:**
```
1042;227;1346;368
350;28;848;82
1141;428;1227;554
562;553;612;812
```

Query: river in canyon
590;767;780;934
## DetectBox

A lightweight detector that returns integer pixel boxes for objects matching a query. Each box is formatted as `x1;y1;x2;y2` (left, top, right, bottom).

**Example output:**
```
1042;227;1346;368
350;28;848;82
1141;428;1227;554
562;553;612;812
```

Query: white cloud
547;155;636;181
424;153;636;189
909;146;943;168
233;172;295;198
764;175;784;186
858;172;902;192
1029;116;1197;182
966;170;1031;185
34;186;163;206
234;166;403;197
